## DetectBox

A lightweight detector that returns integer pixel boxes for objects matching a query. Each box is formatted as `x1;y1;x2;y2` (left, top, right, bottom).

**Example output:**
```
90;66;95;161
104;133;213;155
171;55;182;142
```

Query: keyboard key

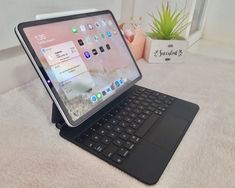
146;98;152;103
113;126;123;133
130;135;140;143
91;134;101;142
154;110;163;115
84;140;95;148
147;106;155;111
119;132;129;140
130;103;137;108
130;112;137;118
129;95;137;99
135;118;144;124
137;87;145;92
139;114;148;120
104;123;112;130
113;138;123;146
101;137;111;145
135;114;160;138
103;144;118;158
158;107;166;111
124;141;134;150
137;97;144;101
119;121;128;128
115;114;123;120
97;128;107;136
118;148;129;157
133;109;142;114
107;131;117;138
125;117;133;123
153;91;160;96
142;102;149;106
125;127;135;134
133;100;140;104
138;105;145;110
111;154;123;164
143;110;151;115
93;143;105;152
149;95;156;99
141;94;148;98
130;122;140;129
158;94;167;100
151;103;159;108
109;118;119;125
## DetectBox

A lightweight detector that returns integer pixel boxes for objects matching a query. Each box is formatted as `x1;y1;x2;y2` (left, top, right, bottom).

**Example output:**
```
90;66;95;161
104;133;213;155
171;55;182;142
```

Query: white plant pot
144;37;188;63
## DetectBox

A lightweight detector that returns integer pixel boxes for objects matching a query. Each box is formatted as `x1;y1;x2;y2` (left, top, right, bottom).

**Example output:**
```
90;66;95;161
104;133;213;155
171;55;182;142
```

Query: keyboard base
59;85;199;185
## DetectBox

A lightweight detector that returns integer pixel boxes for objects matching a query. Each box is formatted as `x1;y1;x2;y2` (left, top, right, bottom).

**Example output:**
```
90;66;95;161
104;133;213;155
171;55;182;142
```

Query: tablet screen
22;12;141;124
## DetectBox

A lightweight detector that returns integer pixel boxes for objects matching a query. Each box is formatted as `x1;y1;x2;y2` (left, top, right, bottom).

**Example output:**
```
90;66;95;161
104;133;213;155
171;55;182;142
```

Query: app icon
115;80;120;87
107;31;112;37
120;79;123;84
41;48;46;53
92;49;98;55
91;95;97;103
111;83;115;90
101;33;105;39
102;90;107;96
94;35;99;41
96;92;102;100
95;22;101;28
86;37;91;44
80;25;86;32
87;23;93;30
106;87;111;93
101;19;106;26
84;51;91;59
99;46;105;53
108;20;113;25
78;39;84;46
106;44;111;50
71;28;77;33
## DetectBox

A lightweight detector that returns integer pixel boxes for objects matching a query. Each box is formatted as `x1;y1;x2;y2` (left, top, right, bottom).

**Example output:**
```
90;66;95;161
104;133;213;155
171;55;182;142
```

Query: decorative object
120;20;146;60
144;1;190;63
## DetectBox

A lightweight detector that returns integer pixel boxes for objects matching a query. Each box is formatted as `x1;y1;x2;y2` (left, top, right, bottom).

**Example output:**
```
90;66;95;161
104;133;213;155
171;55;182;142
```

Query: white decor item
144;37;188;63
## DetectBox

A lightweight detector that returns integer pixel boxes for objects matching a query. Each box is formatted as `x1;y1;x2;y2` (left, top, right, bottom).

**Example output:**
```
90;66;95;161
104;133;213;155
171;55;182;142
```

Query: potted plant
144;2;190;63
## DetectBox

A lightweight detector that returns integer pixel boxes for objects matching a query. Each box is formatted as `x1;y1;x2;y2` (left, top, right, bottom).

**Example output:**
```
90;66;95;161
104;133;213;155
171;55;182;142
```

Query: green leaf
146;0;189;40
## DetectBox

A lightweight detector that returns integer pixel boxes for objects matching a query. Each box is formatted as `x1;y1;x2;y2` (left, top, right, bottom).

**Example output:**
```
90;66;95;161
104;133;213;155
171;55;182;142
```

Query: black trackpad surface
146;115;189;151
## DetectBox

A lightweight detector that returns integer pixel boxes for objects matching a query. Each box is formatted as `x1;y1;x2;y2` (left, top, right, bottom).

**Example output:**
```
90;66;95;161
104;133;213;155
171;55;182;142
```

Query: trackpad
146;115;189;151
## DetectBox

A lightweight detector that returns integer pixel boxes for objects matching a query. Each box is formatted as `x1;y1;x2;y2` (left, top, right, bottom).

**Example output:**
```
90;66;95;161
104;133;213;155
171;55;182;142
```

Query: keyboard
75;86;175;164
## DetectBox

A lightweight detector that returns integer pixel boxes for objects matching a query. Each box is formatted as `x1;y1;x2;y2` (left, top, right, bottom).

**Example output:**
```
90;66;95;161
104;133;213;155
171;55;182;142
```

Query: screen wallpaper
24;13;140;122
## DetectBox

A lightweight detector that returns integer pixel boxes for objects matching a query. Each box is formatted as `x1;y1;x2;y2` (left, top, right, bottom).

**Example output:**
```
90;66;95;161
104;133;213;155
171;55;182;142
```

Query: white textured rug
0;53;235;188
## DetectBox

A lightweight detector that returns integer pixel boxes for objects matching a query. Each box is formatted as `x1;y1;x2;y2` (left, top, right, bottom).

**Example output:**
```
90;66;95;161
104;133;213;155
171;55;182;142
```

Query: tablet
15;10;142;127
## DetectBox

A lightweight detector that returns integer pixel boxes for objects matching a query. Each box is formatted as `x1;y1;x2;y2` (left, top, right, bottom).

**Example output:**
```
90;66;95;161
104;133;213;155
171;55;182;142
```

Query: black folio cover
53;85;199;185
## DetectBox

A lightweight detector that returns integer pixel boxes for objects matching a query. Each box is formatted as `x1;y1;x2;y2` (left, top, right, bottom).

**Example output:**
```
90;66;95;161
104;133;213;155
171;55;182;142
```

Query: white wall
203;0;235;45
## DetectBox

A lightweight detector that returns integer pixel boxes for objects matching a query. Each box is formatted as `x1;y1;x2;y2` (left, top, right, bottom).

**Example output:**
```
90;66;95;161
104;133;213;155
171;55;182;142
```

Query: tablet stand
51;102;65;129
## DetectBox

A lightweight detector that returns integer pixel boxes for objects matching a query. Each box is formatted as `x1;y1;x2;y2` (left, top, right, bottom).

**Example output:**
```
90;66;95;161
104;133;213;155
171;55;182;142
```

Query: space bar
135;114;160;138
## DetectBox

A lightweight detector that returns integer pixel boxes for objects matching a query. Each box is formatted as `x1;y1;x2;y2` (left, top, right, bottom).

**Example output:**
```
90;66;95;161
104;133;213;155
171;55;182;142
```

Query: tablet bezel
15;10;142;127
